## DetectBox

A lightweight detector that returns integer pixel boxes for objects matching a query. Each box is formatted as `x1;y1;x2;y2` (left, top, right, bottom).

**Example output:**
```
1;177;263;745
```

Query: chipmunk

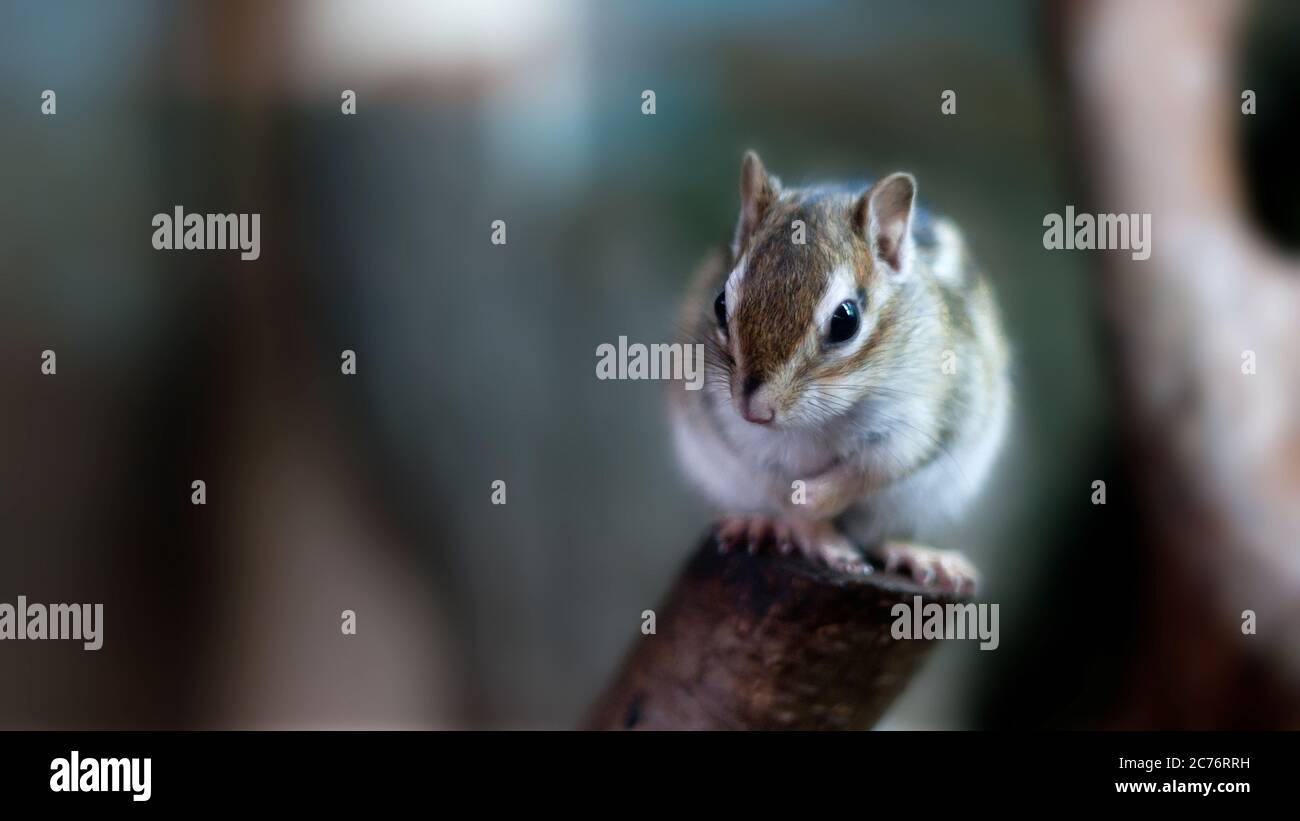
668;151;1010;592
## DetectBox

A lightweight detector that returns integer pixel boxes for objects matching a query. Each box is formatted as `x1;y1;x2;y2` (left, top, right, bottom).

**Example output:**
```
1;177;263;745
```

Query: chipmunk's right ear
855;172;916;277
733;150;778;258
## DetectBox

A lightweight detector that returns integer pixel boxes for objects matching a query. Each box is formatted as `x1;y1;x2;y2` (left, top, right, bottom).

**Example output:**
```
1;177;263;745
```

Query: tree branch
586;535;973;730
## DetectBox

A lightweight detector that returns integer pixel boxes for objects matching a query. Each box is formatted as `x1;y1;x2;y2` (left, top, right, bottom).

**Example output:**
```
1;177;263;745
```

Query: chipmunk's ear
855;172;916;276
733;150;778;258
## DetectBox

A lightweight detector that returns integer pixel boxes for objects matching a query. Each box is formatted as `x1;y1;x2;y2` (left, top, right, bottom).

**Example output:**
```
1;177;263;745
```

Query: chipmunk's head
711;151;919;428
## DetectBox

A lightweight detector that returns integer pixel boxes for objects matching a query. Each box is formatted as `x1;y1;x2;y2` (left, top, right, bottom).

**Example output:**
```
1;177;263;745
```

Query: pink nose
737;374;775;425
740;398;775;425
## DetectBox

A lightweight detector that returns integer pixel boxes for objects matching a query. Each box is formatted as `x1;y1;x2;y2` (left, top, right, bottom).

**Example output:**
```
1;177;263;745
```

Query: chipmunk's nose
738;375;775;425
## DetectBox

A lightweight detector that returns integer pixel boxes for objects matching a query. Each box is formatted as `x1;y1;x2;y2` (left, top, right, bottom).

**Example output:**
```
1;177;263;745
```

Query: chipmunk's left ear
733;150;779;258
855;172;916;276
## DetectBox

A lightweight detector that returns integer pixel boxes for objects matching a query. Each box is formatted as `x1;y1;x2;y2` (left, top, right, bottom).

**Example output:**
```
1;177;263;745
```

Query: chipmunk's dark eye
828;300;859;344
714;291;728;330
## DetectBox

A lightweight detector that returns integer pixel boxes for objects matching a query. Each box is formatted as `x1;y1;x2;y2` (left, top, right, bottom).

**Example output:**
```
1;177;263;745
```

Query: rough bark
586;536;973;730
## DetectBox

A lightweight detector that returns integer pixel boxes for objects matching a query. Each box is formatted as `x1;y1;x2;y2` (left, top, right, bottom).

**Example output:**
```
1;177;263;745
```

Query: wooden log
586;535;974;730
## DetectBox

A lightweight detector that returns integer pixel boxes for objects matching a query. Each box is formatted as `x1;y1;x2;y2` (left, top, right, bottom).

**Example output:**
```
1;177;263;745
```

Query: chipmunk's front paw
715;517;870;576
714;515;794;556
878;542;979;594
789;521;872;576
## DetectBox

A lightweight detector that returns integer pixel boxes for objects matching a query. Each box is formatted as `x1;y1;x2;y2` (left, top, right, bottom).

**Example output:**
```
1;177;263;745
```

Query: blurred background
1;0;1297;729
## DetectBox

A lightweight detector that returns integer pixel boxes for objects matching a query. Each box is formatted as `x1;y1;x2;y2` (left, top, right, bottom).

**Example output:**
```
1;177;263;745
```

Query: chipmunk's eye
714;291;728;331
828;300;859;344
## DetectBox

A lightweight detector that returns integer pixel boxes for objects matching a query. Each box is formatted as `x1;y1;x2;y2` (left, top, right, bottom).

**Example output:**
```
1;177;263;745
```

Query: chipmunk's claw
787;521;872;576
715;515;780;555
878;542;979;594
715;517;874;578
